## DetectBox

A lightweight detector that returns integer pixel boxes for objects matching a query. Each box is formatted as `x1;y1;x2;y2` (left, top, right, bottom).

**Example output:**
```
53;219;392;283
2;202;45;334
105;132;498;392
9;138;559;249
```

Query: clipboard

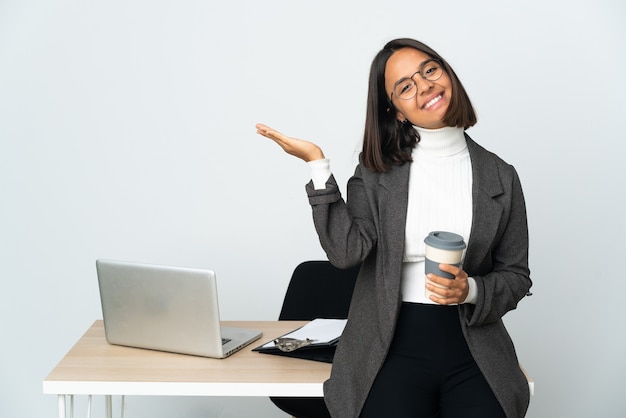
252;319;346;363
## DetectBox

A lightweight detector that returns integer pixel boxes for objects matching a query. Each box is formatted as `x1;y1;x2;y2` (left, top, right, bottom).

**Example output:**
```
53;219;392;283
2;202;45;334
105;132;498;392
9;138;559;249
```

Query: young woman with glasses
256;38;531;418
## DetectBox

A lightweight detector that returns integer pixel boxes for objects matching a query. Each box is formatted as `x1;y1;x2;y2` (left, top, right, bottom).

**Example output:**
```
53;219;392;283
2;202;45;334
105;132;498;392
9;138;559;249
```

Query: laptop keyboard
222;338;231;345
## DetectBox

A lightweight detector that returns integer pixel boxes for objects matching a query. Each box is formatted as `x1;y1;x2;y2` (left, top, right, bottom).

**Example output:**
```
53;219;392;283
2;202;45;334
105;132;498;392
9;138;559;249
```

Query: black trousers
360;303;506;418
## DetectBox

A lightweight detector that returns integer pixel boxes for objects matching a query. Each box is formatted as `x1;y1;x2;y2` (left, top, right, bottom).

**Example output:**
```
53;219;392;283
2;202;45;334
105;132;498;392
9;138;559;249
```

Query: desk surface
43;320;330;397
44;320;533;398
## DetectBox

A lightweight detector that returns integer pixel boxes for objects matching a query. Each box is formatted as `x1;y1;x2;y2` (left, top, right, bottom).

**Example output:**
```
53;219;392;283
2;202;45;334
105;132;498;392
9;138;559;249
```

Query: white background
1;0;625;417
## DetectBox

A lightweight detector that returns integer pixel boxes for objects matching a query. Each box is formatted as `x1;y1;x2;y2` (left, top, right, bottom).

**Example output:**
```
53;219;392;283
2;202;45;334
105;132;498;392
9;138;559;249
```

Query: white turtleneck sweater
308;126;477;305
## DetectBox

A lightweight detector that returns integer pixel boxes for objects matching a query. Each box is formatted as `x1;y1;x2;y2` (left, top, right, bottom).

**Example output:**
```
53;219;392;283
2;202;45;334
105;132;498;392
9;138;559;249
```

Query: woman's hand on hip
256;123;325;162
426;264;470;305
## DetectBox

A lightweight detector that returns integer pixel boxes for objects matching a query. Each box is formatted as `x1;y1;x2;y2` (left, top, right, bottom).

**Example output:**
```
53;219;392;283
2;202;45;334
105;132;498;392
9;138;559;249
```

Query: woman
256;38;531;418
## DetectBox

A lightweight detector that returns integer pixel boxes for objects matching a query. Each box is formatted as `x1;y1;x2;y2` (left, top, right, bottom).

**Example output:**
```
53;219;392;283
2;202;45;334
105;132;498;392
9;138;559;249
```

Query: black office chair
270;261;360;418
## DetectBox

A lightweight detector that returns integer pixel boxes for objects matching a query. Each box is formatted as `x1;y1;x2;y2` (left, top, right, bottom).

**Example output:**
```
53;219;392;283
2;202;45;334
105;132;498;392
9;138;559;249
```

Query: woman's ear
388;106;407;123
396;110;407;123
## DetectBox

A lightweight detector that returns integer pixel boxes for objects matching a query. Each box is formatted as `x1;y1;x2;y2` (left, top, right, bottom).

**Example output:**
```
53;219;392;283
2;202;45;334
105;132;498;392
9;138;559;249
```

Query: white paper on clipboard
261;318;347;348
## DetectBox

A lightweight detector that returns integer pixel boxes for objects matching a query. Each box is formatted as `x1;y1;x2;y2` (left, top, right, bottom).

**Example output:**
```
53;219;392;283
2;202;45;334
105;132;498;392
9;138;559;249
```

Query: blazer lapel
464;136;504;274
376;161;410;296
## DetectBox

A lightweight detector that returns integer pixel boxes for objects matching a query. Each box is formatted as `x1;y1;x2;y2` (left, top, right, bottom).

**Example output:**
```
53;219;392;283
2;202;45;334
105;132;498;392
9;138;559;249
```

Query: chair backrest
278;261;360;320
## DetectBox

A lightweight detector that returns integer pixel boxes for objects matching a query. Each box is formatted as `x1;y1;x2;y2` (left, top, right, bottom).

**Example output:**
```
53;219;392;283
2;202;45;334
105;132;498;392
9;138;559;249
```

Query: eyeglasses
390;59;444;101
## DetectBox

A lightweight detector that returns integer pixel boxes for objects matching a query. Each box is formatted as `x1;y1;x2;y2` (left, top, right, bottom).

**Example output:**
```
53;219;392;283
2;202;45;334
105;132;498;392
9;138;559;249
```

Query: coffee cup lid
424;231;466;251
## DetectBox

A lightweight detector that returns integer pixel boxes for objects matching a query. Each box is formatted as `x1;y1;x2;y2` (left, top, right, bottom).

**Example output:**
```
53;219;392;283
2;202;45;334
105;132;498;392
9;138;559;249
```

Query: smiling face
385;47;453;129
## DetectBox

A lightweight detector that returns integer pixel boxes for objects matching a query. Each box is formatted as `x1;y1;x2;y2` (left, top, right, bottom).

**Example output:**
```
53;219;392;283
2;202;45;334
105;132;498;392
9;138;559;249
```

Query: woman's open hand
256;123;325;162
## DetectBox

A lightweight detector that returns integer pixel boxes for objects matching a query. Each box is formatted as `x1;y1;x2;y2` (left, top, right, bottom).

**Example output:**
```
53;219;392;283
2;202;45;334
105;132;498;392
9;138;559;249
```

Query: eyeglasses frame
390;58;444;101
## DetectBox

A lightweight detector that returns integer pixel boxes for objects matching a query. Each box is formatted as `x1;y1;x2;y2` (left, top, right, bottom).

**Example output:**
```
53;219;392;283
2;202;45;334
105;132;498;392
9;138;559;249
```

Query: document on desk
260;318;347;349
253;319;347;363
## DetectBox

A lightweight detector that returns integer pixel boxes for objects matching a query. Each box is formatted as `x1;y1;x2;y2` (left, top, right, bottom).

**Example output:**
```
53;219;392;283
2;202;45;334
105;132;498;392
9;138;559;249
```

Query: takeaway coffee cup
424;231;466;296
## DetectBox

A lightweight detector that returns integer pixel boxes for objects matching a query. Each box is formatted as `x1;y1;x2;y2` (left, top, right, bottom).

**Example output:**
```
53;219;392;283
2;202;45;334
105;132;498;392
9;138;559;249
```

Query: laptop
96;259;262;358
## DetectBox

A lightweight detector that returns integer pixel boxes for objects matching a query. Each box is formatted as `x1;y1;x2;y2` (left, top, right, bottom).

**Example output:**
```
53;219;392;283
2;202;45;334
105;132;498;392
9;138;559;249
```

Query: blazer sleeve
305;165;378;269
463;166;532;326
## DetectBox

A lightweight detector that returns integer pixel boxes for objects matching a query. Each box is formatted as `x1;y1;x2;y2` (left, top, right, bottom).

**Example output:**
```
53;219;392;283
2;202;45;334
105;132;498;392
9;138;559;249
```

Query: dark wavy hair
362;38;477;172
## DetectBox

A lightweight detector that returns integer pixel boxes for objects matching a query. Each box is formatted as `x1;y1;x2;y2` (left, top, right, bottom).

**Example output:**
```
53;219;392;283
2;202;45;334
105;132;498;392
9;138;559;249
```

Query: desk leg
57;395;75;418
57;395;65;418
105;395;112;418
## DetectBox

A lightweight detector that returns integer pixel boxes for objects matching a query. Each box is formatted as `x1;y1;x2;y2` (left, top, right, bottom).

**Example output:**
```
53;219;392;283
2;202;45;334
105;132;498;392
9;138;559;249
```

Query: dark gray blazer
306;136;532;418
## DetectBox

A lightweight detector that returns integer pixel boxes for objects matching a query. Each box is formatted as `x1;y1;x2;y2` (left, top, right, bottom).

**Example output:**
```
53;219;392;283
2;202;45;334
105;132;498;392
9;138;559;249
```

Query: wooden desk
44;320;533;418
43;320;329;417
